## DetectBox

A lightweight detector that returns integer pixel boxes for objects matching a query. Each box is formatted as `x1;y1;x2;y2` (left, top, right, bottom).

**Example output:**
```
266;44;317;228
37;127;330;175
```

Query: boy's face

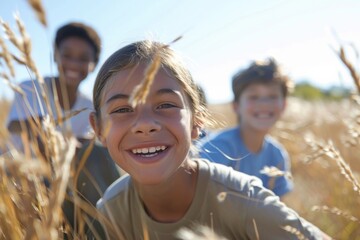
233;82;286;133
55;36;95;89
92;63;198;185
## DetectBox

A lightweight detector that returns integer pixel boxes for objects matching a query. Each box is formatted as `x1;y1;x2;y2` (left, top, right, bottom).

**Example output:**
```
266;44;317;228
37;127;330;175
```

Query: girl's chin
133;174;169;186
131;154;164;165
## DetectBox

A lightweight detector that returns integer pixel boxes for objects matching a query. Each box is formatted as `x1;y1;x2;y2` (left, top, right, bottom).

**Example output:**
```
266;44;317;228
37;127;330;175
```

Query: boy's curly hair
55;22;101;65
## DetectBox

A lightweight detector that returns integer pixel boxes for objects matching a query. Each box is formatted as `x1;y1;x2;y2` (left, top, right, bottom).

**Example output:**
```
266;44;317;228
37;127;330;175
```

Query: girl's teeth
131;146;166;154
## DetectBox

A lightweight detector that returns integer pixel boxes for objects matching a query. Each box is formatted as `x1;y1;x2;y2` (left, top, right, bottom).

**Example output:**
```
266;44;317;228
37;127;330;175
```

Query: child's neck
136;160;198;223
55;78;78;110
239;126;266;153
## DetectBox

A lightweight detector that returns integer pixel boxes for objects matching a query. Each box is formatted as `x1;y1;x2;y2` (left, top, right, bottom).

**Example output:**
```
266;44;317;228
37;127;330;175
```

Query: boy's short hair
232;58;293;101
55;22;101;65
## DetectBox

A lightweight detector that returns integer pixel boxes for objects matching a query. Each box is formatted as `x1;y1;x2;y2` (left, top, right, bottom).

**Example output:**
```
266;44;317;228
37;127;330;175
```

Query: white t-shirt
6;77;94;150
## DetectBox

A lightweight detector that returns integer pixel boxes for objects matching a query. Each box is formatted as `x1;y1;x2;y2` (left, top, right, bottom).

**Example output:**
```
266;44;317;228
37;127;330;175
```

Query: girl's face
55;36;95;89
94;64;197;185
233;83;286;133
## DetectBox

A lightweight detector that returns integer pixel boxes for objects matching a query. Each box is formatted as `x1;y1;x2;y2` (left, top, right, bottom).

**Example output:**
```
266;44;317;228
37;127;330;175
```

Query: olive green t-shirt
97;159;323;240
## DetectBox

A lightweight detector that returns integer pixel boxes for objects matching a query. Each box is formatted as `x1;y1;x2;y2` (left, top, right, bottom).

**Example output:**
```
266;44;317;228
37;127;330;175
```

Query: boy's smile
235;83;285;132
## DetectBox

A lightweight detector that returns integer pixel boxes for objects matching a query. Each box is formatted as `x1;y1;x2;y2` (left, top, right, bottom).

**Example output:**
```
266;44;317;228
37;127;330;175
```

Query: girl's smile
127;144;170;164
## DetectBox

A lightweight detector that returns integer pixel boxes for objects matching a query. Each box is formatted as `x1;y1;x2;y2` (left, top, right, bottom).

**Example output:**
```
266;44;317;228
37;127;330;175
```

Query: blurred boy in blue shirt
199;58;293;198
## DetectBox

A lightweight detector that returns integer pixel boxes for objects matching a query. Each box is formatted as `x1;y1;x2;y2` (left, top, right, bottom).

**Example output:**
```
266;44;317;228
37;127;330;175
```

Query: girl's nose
131;109;161;135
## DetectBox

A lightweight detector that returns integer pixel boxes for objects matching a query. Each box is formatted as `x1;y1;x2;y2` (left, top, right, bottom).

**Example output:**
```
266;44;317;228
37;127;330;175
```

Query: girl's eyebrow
157;88;179;96
105;88;180;104
105;93;129;104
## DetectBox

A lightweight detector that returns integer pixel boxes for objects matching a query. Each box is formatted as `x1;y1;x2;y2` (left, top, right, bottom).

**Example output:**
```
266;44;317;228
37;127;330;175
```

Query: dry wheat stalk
129;52;162;107
0;35;15;77
26;0;47;27
260;165;293;180
1;18;24;51
252;219;260;240
334;45;360;93
312;205;360;224
282;225;309;240
1;15;54;122
0;118;79;239
305;139;360;196
0;12;103;239
129;36;182;108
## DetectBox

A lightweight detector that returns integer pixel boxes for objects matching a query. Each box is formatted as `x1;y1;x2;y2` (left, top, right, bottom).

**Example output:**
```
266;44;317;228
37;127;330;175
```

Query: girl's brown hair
92;40;212;130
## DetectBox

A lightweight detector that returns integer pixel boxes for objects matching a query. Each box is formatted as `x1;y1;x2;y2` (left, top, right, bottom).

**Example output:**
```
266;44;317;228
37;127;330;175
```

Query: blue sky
1;0;359;104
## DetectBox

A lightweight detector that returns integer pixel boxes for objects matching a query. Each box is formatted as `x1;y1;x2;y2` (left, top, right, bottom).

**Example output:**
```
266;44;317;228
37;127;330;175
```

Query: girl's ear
89;112;107;147
88;62;96;73
191;125;200;140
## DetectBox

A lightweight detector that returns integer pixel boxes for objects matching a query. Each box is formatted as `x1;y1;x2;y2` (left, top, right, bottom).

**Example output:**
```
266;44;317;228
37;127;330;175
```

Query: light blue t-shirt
198;126;293;197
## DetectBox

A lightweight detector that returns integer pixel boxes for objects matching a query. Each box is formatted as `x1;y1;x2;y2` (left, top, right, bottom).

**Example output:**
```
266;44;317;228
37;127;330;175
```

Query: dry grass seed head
312;205;360;224
282;225;309;240
26;0;47;27
0;35;15;77
334;45;360;93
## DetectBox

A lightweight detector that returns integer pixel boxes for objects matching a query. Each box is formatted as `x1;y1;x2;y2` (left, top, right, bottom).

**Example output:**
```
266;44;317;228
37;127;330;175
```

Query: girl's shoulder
98;174;131;207
198;159;264;195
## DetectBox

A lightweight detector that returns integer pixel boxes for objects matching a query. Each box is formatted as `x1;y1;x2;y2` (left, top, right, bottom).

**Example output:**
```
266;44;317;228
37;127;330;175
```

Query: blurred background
1;0;359;104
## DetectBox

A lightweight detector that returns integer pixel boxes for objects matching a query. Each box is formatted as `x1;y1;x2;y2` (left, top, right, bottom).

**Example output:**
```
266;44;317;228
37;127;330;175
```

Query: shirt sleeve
245;183;323;240
7;80;47;125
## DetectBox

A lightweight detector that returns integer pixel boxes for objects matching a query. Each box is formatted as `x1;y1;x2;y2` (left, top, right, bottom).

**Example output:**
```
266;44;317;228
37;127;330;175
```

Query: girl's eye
158;103;176;109
111;107;133;114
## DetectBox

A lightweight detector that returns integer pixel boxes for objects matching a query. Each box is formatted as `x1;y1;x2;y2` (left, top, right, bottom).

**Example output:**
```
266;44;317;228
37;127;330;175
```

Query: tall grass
0;6;109;239
273;98;359;239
